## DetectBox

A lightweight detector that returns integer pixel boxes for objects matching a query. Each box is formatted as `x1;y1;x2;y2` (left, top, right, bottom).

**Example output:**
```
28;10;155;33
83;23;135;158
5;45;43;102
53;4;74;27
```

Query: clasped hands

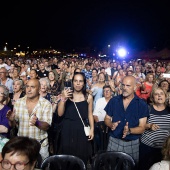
111;121;130;138
150;123;159;131
6;110;38;127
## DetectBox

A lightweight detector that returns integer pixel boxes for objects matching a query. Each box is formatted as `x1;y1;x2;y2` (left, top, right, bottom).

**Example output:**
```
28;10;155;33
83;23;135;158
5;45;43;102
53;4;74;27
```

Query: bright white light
117;48;127;57
4;46;7;51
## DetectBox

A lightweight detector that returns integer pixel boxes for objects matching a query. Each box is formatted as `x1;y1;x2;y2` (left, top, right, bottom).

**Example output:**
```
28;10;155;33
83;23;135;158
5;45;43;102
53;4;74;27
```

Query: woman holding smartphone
58;72;94;165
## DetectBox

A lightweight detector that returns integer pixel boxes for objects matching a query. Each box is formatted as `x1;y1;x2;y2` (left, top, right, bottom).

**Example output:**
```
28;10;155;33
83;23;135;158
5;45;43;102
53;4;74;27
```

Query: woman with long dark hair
58;72;94;165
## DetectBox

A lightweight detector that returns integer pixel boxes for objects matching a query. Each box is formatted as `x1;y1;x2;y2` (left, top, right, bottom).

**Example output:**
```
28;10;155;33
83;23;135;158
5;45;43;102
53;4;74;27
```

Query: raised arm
58;88;72;116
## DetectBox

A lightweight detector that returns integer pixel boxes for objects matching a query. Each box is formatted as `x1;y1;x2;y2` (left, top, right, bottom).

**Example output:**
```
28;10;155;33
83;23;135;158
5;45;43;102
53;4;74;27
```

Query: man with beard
104;76;149;166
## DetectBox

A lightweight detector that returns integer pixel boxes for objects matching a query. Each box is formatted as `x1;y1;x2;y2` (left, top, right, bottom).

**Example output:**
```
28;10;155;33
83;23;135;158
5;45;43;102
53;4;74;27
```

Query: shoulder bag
73;102;90;136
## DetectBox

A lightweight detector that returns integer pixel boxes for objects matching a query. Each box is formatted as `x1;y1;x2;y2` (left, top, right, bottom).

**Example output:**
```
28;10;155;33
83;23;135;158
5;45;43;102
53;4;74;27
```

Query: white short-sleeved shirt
105;67;111;76
93;97;107;121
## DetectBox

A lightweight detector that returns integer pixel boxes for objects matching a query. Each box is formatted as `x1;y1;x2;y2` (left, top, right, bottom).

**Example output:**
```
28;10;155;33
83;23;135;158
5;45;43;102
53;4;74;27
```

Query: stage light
117;48;127;57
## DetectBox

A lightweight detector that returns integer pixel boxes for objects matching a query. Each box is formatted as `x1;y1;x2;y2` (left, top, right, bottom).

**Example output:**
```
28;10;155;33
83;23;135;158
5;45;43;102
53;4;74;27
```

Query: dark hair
103;85;111;90
92;68;98;73
85;63;91;66
30;69;38;75
57;60;63;65
98;72;105;78
74;68;81;74
48;70;56;81
159;80;170;92
14;66;21;74
2;136;40;165
72;72;86;97
100;67;105;71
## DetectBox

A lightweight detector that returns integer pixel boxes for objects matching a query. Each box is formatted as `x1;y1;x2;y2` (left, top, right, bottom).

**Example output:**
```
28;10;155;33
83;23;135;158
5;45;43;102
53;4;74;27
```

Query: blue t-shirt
104;95;149;140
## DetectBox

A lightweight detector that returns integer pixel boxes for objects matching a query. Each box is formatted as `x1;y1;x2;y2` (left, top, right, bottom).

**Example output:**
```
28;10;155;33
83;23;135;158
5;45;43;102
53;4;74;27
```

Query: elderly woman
39;78;51;101
139;87;170;170
39;77;60;156
39;77;59;111
0;85;11;139
10;79;25;107
0;136;40;170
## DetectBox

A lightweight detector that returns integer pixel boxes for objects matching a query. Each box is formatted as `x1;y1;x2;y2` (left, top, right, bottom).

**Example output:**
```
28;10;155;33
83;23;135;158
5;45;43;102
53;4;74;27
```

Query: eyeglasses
0;160;29;170
103;90;111;93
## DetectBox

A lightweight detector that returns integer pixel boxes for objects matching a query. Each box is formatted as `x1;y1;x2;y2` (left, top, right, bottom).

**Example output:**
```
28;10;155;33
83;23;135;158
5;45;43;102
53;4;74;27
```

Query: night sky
1;1;170;51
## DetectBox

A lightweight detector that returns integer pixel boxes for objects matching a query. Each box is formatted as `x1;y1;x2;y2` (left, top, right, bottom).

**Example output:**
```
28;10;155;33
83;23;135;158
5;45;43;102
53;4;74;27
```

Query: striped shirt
141;105;170;148
14;96;53;146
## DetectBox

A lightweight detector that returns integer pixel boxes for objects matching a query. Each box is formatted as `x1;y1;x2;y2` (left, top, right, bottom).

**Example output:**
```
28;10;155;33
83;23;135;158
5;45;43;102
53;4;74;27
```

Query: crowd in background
0;56;170;169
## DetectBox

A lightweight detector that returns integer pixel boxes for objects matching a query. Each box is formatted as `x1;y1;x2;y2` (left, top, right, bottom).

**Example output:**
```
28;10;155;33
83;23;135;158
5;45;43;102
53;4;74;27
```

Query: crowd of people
0;56;170;169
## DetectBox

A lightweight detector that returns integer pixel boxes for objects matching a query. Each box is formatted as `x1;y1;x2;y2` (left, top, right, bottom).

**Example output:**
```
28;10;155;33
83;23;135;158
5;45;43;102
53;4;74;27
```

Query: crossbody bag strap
73;102;85;127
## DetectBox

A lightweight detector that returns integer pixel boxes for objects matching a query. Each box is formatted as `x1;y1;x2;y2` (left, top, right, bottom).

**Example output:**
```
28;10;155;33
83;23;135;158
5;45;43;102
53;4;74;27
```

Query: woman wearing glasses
0;136;40;170
139;87;170;170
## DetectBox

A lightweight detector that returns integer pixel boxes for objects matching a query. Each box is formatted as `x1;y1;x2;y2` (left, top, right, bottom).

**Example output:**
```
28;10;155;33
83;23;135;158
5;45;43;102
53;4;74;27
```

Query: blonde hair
145;73;155;83
150;87;167;105
162;136;170;160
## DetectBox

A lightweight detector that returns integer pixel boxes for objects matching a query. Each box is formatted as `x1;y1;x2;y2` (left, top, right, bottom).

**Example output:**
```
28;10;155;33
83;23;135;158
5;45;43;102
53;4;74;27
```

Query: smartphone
162;73;170;78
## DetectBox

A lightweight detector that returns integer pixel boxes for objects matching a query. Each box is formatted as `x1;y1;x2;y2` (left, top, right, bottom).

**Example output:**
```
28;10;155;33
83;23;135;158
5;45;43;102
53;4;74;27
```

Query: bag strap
39;137;47;145
73;102;85;127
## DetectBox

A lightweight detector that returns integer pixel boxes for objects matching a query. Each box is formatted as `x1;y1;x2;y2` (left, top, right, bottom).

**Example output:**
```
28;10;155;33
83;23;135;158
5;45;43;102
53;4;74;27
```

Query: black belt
121;138;131;142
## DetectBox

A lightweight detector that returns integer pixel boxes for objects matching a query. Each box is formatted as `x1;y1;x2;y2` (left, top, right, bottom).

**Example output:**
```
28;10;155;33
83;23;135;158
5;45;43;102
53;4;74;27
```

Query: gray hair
13;79;24;88
39;77;50;89
0;85;9;98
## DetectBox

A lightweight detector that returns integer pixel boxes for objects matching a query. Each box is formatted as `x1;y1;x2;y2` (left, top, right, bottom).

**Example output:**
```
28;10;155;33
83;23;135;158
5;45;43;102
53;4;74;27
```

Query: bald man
104;76;149;164
7;79;52;160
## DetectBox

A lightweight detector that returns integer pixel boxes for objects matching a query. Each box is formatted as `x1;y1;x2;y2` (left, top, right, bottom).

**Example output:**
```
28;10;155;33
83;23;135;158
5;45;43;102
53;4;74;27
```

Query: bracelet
35;119;41;127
